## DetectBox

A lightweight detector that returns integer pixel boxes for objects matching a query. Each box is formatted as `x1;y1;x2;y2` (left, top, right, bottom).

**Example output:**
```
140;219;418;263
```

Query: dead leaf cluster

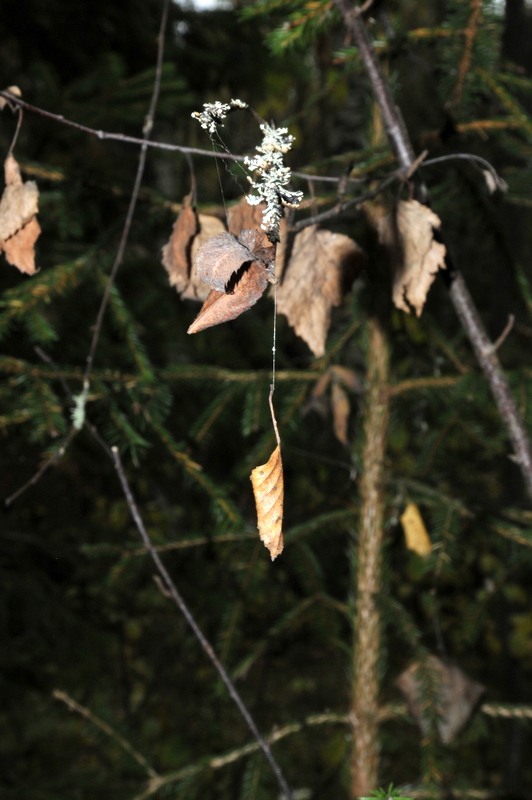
0;154;40;275
162;196;363;351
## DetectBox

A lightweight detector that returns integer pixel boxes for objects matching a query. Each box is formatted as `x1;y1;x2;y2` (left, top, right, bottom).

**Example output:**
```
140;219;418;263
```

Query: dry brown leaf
161;193;198;294
401;502;432;557
195;229;273;293
331;382;350;446
276;225;364;357
187;260;269;334
378;199;446;317
330;365;363;394
0;154;39;241
0;154;40;274
228;196;287;277
2;215;41;275
185;214;227;301
250;444;284;560
0;86;22;112
397;656;485;744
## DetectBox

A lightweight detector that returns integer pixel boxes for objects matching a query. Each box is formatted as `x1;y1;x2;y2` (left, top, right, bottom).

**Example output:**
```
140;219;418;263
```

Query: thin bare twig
110;447;294;800
81;0;170;395
333;0;532;503
488;313;515;354
4;427;77;507
53;690;159;780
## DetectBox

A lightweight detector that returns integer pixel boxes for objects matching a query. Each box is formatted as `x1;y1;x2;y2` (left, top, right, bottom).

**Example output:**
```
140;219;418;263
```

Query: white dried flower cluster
191;99;248;134
245;124;303;240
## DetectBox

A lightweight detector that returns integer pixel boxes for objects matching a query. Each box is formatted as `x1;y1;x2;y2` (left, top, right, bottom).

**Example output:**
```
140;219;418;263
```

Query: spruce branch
53;690;159;780
333;1;532;503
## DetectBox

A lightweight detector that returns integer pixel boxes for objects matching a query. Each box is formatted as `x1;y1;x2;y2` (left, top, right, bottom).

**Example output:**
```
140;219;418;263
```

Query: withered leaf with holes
397;656;485;744
276;225;364;357
188;229;275;334
0;154;41;275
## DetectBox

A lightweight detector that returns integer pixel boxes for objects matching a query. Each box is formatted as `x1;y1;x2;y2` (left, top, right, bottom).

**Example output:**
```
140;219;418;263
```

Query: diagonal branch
333;0;532;502
110;447;294;800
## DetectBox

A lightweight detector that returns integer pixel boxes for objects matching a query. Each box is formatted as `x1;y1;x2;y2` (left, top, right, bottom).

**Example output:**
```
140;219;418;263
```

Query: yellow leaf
401;502;431;556
250;445;284;560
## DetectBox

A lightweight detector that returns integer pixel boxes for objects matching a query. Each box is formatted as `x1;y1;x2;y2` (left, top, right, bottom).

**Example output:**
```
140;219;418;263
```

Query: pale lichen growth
245;124;303;241
191;99;248;134
191;102;302;242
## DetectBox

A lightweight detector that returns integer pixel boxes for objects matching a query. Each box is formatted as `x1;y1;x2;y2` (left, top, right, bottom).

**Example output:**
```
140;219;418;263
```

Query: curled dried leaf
378;199;446;317
250;445;284;560
161;193;198;294
0;85;22;112
401;502;431;557
276;225;364;357
195;229;273;293
187;260;269;334
331;382;350;446
0;154;40;274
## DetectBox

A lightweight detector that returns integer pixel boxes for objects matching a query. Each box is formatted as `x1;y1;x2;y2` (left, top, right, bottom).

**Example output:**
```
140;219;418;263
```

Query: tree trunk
350;318;390;798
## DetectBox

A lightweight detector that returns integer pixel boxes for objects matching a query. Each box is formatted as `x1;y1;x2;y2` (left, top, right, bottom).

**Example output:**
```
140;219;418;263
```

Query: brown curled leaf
187;260;269;334
2;215;41;275
276;225;364;357
250;445;284;560
161;193;198;295
195;229;272;292
0;155;40;274
228;196;288;277
331;381;350;446
378;199;446;317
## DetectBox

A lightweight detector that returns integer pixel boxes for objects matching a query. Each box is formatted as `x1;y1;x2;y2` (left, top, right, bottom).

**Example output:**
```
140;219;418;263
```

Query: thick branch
334;1;532;502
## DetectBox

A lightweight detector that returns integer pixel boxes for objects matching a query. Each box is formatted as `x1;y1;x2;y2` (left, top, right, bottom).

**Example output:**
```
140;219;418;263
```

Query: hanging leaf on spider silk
0;154;40;274
251;444;284;560
187;229;275;334
227;195;288;276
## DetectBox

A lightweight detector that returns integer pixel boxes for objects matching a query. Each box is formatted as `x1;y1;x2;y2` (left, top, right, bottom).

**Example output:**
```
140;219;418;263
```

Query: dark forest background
1;1;532;798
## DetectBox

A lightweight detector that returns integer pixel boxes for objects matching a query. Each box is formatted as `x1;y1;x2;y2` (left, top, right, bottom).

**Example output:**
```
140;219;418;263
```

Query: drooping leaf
331;381;350;446
187;260;269;334
276;225;364;356
161;192;198;294
401;502;432;557
0;154;40;274
250;444;284;560
378;200;446;317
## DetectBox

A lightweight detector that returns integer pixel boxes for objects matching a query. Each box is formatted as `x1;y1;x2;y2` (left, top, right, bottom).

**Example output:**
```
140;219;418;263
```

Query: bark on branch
334;0;532;503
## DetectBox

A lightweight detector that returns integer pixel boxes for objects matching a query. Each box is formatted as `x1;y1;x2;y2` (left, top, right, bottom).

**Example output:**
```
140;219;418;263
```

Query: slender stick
82;0;169;393
53;690;159;780
333;0;532;502
4;427;77;507
110;447;294;800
